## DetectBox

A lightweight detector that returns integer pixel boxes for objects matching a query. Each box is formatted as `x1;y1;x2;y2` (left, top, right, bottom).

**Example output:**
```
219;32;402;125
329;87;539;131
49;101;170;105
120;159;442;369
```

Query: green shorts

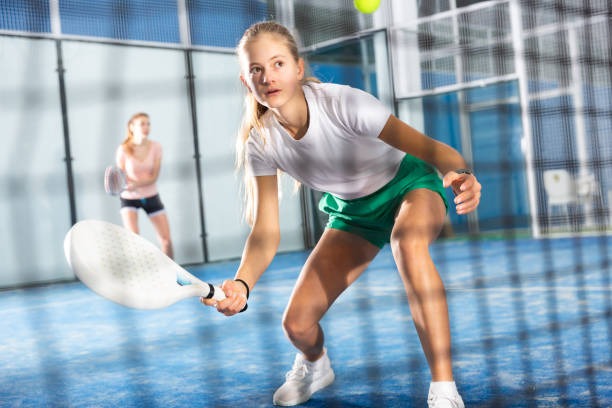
318;154;448;248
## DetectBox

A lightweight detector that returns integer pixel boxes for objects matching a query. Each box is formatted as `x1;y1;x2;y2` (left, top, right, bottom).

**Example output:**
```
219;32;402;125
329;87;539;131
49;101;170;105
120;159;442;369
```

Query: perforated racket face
64;220;208;309
104;166;126;196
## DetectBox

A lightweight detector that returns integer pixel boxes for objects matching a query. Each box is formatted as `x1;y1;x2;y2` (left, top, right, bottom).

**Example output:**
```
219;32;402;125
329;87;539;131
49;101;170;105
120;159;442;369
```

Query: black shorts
120;194;165;216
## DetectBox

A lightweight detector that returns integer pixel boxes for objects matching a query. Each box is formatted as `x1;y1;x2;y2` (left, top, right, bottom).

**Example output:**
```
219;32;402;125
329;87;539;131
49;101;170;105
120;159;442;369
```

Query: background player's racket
104;165;127;196
64;219;232;309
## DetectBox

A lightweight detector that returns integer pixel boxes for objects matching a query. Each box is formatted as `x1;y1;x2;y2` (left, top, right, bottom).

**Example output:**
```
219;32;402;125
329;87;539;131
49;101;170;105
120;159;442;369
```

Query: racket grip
204;283;248;312
205;283;227;301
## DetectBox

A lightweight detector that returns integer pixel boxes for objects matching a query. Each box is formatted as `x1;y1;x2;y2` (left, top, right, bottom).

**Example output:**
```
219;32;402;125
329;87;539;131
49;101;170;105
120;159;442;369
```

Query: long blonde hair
121;112;149;156
235;21;318;225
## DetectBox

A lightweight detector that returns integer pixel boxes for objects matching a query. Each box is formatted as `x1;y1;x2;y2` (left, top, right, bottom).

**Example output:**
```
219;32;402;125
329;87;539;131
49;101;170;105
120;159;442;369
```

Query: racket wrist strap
234;278;250;299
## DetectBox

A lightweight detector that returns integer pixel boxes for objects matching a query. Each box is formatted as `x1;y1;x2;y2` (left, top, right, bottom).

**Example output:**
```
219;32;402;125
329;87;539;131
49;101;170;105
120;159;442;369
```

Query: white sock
429;381;459;396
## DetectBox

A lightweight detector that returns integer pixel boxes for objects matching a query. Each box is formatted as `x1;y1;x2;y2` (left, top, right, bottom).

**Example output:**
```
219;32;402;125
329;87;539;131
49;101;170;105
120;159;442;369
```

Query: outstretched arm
202;175;281;315
378;115;481;214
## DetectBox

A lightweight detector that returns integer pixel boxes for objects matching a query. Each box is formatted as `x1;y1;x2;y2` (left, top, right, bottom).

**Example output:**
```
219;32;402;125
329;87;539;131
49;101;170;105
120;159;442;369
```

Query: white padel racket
104;165;127;196
64;219;230;309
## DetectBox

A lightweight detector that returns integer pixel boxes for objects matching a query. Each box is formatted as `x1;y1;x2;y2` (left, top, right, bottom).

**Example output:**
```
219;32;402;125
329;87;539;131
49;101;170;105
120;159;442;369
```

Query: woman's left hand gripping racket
64;219;234;310
104;165;127;196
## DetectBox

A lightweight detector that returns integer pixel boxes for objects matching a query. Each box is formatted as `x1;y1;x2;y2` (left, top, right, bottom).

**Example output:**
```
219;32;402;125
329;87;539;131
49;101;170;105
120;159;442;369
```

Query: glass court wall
0;36;72;287
2;0;610;287
0;1;303;286
390;0;611;236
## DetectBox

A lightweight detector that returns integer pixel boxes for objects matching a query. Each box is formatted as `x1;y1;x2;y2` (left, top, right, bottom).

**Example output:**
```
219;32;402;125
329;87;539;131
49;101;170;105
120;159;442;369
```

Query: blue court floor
0;234;610;407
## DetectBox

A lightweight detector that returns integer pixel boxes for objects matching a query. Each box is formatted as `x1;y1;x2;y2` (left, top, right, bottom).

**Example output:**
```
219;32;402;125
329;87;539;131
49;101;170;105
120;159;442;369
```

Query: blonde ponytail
235;92;268;225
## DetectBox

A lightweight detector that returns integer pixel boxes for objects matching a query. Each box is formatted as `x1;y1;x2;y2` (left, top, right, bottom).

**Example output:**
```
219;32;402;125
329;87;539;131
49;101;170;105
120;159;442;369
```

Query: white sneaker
272;349;335;406
427;382;465;408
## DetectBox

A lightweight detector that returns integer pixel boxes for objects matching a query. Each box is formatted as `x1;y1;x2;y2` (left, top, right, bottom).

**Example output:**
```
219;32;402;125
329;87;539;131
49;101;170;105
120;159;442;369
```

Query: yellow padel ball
354;0;381;14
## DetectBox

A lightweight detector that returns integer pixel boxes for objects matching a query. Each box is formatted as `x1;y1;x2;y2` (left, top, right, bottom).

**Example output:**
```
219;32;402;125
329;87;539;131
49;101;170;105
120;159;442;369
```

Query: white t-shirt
246;82;405;200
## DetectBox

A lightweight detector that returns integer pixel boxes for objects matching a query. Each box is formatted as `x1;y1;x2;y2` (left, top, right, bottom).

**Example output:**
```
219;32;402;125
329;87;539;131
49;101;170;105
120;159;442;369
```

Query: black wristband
234;278;250;300
454;168;472;175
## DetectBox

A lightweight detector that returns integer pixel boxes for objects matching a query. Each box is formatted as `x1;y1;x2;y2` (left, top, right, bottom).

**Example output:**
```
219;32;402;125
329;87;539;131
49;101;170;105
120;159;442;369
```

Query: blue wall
423;81;529;231
309;63;368;94
2;0;269;47
0;0;51;33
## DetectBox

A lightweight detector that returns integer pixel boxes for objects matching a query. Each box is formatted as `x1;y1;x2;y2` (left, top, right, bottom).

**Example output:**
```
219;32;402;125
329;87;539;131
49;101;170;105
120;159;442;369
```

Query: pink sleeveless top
116;140;162;199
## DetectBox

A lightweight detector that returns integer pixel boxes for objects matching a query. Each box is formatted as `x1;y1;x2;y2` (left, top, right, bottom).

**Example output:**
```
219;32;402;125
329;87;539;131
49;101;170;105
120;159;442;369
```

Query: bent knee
282;313;317;341
390;227;432;253
391;215;444;252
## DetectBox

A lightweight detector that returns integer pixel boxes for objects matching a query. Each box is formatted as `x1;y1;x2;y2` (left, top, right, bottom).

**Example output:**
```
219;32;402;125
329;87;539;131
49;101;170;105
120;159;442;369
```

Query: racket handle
204;283;227;301
204;283;248;312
